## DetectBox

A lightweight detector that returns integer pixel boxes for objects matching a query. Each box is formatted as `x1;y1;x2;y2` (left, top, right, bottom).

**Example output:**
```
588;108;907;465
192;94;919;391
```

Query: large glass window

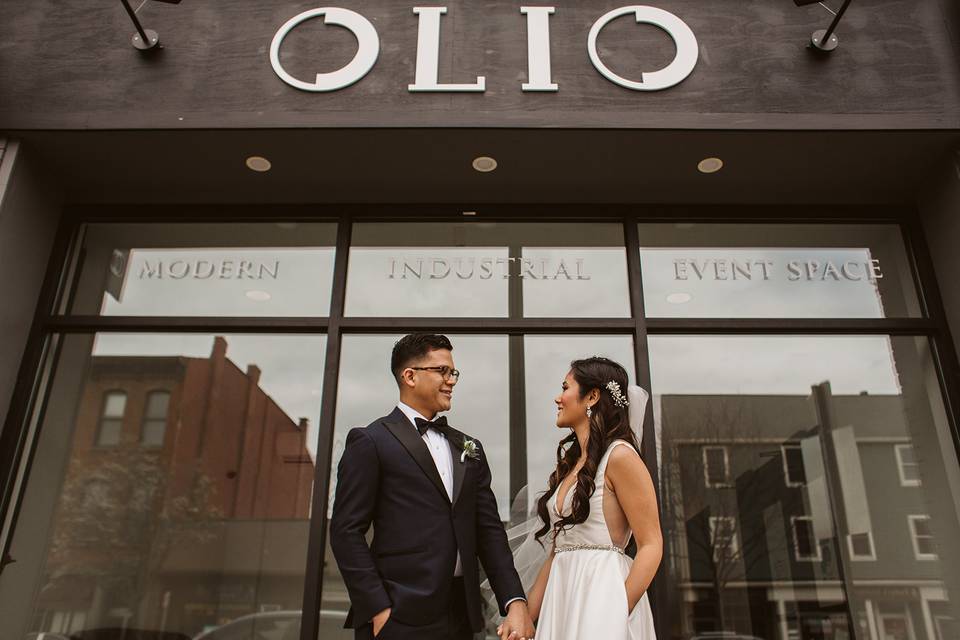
319;332;637;638
0;333;326;640
639;223;921;317
4;214;959;640
651;335;960;640
346;223;630;317
69;223;338;316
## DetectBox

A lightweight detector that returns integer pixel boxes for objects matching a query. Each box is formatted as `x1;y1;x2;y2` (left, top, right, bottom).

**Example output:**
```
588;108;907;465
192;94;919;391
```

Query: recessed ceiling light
697;157;723;174
246;156;272;172
472;156;498;173
666;292;692;304
275;222;298;230
245;290;272;301
462;211;477;216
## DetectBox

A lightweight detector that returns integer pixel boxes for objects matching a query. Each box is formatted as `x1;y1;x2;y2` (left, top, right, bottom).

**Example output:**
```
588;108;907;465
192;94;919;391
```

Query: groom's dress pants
357;577;473;640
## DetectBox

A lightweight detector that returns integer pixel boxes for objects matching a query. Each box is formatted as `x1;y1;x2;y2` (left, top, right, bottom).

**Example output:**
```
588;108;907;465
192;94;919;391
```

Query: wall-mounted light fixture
794;0;852;52
121;0;182;51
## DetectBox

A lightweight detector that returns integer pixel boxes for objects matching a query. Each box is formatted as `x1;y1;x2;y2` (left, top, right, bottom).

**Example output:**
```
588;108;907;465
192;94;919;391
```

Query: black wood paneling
1;0;959;130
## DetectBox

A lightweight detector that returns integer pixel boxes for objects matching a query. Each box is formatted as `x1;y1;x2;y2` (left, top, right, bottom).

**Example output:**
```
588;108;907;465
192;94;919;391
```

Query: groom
330;333;534;640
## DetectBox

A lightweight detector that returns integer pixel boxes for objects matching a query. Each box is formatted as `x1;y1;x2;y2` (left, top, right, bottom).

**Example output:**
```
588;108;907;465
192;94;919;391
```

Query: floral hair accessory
605;381;629;408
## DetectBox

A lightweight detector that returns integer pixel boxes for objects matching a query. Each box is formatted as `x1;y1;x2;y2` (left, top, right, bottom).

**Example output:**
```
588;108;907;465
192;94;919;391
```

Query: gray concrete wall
920;151;960;360
0;139;61;433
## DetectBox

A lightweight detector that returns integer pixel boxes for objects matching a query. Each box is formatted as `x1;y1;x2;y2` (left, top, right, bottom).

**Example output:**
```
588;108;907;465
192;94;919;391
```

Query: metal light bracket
809;0;852;52
120;0;182;52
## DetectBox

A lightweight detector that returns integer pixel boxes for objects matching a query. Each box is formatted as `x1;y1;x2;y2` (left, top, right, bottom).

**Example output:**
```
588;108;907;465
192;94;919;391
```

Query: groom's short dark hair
391;333;453;383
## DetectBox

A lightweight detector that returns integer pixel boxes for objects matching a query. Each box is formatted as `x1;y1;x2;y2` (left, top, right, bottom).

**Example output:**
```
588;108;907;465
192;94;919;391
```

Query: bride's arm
606;446;663;613
524;545;555;622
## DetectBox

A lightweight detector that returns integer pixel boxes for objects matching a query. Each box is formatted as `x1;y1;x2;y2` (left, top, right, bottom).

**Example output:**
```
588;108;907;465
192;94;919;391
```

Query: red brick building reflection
35;337;314;634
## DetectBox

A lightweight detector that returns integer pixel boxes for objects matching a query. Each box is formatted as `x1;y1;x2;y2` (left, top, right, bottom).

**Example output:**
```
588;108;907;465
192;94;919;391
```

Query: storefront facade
2;2;960;640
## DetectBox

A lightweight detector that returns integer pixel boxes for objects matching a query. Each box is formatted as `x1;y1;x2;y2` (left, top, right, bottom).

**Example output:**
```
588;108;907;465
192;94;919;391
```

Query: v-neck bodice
547;440;634;549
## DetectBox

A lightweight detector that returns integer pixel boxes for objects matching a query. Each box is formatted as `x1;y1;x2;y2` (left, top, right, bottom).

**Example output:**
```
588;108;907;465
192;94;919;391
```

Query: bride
497;356;661;640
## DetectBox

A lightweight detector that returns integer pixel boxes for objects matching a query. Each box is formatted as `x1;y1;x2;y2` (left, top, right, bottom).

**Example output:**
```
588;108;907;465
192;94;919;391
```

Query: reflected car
67;631;191;640
193;612;301;640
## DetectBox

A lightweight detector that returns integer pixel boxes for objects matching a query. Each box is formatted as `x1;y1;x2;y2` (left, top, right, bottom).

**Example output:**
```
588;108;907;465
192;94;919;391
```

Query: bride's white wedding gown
535;440;657;640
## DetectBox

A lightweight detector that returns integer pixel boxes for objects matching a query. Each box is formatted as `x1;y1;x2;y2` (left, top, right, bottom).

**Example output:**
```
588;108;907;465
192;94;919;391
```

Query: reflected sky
648;336;900;396
93;333;327;456
522;248;630;318
523;335;636;504
101;248;336;317
345;248;509;317
642;248;884;318
331;334;511;517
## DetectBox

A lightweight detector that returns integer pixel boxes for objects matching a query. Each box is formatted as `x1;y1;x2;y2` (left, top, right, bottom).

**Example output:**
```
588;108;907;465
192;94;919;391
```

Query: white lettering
169;261;190;279
840;261;862;281
575;258;590;280
787;261;802;281
140;261;162;279
194;260;215;279
270;8;380;92
409;7;485;92
521;7;558;91
587;6;698;91
430;258;451;279
674;259;689;280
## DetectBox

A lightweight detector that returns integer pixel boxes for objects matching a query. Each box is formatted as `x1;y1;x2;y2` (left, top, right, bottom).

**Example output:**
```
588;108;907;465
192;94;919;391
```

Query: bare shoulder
607;443;651;484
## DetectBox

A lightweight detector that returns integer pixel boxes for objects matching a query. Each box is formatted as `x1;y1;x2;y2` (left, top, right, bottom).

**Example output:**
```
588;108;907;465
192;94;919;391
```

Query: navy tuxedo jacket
330;407;524;631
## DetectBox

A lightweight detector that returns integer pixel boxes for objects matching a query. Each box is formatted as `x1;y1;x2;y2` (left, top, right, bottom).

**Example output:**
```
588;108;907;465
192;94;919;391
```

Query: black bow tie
415;416;449;437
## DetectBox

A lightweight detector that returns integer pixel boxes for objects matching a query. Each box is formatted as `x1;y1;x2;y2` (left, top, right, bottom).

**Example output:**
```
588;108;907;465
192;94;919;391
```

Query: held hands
497;600;536;640
372;607;391;637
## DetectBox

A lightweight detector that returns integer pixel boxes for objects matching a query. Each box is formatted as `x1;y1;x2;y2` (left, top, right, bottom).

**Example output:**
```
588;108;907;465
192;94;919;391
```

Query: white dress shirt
397;402;462;576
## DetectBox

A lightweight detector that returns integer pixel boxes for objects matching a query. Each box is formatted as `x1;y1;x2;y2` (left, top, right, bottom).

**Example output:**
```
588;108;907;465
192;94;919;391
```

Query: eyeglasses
409;366;461;382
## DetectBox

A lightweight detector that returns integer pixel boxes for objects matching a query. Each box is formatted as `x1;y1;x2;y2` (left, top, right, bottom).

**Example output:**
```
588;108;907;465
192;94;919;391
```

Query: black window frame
0;204;957;640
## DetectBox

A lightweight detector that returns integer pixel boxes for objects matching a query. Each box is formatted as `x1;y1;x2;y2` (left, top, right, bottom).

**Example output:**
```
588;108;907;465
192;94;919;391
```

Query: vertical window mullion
626;217;667;638
300;217;351;640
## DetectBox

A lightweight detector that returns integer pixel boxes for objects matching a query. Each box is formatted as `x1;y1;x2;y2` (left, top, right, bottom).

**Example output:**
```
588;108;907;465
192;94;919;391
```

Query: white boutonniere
460;438;479;463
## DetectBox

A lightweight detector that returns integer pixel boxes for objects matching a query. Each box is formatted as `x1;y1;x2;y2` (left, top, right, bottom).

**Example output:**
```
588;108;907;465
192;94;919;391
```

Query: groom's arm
330;427;391;626
473;439;525;615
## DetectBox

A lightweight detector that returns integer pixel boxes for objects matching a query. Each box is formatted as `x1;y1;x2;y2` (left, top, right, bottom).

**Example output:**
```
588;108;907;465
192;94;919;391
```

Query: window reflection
639;223;921;318
0;334;325;640
70;223;338;317
96;390;127;447
346;223;629;318
321;334;510;638
651;335;960;640
522;335;636;508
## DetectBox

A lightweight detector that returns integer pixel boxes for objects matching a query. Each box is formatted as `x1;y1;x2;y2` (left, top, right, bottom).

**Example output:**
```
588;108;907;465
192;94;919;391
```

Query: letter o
270;8;380;92
587;5;698;91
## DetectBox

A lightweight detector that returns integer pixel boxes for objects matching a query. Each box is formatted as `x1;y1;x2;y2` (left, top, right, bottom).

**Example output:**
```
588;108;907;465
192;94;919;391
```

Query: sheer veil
479;385;650;626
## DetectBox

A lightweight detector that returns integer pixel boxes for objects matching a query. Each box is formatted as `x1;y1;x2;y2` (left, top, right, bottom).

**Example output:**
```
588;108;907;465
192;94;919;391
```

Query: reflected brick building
32;337;314;635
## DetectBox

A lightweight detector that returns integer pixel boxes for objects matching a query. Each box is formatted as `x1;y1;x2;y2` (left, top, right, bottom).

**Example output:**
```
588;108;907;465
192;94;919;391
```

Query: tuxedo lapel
382;407;450;504
445;427;467;506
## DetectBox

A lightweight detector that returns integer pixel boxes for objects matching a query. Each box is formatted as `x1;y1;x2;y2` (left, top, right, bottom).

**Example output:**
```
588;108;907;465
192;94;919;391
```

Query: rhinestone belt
555;543;624;555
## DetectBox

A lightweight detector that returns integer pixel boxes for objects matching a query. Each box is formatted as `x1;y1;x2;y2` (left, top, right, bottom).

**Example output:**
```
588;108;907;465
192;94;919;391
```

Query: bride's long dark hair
534;356;641;544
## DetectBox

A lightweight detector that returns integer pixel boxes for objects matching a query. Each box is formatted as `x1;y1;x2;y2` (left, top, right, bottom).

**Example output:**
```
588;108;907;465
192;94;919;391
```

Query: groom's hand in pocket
372;607;391;637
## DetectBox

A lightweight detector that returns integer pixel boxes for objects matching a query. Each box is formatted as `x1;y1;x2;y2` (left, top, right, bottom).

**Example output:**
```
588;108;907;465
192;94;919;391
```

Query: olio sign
270;5;698;93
